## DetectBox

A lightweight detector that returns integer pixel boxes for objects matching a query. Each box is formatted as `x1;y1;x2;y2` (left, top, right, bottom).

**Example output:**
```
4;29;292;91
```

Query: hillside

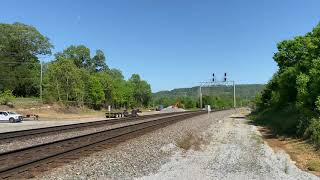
153;84;265;100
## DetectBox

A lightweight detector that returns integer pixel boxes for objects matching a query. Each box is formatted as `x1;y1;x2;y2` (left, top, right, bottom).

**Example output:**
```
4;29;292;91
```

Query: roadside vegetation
251;23;320;146
0;22;152;110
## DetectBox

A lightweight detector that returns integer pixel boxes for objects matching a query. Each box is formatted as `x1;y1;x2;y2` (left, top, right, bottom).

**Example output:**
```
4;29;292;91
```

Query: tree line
253;23;320;145
0;22;152;109
152;95;249;110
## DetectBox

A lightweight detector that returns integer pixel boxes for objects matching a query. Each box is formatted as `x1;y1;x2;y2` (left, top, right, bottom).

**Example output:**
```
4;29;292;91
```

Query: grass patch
307;160;320;171
176;132;208;151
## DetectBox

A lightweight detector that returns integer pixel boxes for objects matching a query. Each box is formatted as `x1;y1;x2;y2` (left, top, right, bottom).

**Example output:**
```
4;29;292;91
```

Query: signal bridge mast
199;73;236;109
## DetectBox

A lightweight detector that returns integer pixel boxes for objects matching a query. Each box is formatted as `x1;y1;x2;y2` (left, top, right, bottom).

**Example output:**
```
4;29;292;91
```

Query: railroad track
0;111;191;142
0;110;206;179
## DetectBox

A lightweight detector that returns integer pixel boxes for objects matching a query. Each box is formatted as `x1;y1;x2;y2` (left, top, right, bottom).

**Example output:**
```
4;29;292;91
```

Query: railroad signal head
212;73;215;82
224;73;227;82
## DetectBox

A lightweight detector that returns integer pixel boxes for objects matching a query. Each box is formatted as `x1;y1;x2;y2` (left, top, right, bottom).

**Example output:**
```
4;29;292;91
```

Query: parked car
0;111;23;123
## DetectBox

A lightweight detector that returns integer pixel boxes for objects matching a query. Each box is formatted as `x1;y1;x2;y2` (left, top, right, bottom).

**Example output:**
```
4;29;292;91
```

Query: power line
0;61;41;65
0;78;39;80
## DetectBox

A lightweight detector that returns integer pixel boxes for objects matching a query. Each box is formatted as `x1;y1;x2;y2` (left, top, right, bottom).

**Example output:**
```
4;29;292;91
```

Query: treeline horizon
0;22;152;109
152;84;264;109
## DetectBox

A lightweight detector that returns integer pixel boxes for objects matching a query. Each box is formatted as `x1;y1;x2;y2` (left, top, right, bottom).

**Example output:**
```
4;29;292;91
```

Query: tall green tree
86;76;105;109
0;22;53;96
55;45;91;69
43;58;85;103
129;74;152;107
92;50;108;72
55;45;109;73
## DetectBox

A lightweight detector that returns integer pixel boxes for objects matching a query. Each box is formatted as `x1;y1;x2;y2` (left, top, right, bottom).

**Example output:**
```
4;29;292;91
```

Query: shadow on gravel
230;116;246;119
245;118;277;139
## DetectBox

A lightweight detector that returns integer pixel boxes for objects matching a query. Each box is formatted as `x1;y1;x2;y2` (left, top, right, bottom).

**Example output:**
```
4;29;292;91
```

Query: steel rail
0;111;191;141
0;111;206;179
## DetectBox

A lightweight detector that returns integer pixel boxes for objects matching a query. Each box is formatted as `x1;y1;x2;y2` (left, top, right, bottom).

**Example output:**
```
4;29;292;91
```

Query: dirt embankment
258;127;320;177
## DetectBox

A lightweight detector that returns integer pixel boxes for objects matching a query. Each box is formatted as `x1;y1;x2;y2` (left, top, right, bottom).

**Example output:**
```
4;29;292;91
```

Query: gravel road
34;109;318;180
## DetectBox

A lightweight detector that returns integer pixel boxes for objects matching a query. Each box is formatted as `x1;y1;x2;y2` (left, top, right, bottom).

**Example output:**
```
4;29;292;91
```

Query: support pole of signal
199;73;236;109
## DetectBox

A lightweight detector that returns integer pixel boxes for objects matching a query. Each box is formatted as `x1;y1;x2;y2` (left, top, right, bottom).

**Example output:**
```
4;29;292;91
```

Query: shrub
0;90;15;105
305;118;320;146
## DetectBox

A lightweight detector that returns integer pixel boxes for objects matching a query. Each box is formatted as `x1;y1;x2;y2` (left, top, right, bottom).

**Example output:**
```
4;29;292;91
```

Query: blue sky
1;0;320;92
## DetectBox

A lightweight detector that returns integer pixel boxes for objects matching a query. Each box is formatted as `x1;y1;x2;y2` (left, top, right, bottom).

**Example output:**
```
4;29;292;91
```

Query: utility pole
40;61;43;103
199;85;202;109
233;81;236;108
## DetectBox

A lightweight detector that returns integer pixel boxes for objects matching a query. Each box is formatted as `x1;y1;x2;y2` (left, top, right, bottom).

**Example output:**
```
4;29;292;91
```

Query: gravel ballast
35;110;233;180
34;109;317;179
139;111;318;180
0;113;189;153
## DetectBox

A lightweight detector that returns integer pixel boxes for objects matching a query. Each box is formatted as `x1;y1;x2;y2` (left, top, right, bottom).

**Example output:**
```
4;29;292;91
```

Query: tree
92;50;108;72
55;45;91;69
0;22;53;96
129;74;152;107
43;58;85;104
86;76;105;109
255;23;320;140
55;46;109;73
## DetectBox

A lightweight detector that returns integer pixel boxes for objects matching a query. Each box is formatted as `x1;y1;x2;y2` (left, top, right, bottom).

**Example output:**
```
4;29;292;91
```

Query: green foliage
0;22;152;109
153;84;264;100
254;23;320;143
0;90;15;105
55;45;109;72
251;106;300;135
202;95;233;109
178;96;197;109
0;22;53;97
305;118;320;146
296;73;310;107
43;51;151;108
43;58;85;103
129;74;152;107
86;76;105;109
152;84;264;109
55;45;91;69
316;96;320;112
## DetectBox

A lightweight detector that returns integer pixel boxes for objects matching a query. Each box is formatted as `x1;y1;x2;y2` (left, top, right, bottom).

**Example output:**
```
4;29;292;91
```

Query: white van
0;111;23;123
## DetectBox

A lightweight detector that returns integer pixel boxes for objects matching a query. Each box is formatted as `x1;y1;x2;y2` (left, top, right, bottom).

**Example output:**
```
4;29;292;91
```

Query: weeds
176;132;208;151
307;160;320;171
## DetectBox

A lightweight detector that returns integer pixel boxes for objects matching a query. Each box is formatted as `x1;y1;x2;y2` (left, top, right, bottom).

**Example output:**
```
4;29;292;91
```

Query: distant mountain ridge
153;84;265;99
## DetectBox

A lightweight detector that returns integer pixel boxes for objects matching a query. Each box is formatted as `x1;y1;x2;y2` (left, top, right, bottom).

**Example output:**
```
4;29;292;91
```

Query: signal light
224;73;227;82
212;73;215;82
